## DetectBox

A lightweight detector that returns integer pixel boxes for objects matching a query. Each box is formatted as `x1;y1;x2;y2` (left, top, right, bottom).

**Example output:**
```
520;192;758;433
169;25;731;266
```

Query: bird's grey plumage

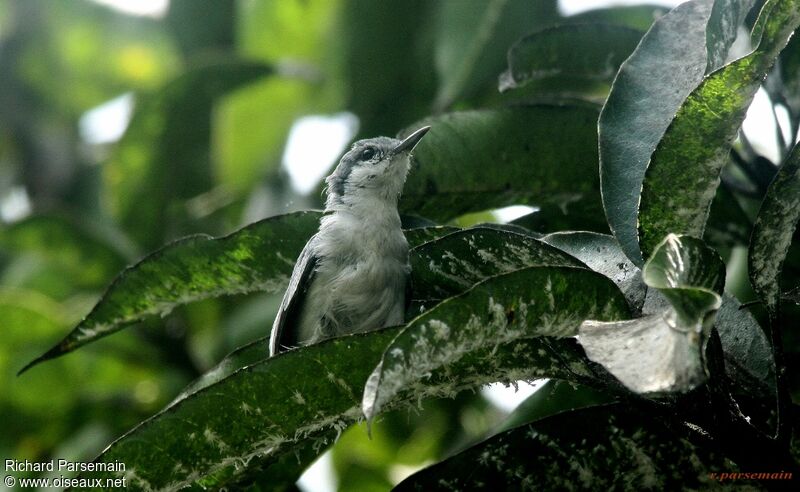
269;126;430;355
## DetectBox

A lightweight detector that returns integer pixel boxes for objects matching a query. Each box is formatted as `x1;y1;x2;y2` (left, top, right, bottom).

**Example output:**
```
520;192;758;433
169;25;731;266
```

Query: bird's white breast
297;206;409;342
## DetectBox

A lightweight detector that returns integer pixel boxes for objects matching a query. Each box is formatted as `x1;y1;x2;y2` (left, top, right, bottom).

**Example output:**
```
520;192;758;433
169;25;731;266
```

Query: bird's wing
269;237;319;355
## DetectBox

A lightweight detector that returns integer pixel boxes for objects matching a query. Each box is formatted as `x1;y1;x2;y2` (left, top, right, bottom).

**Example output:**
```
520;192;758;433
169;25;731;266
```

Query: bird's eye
360;148;376;161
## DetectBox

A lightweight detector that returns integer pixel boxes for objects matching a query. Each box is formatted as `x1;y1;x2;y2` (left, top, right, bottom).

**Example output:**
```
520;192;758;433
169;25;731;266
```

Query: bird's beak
392;126;430;155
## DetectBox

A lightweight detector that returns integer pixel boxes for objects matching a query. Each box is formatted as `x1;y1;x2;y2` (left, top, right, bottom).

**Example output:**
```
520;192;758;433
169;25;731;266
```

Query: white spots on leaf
275;251;296;266
442;250;484;281
367;296;553;417
204;428;230;453
122;467;155;492
428;259;472;288
428;319;451;340
77;271;292;347
326;371;356;400
543;276;555;310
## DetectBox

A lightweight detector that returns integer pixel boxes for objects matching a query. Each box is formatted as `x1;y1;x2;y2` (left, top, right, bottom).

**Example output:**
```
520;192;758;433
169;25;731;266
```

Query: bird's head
325;126;430;209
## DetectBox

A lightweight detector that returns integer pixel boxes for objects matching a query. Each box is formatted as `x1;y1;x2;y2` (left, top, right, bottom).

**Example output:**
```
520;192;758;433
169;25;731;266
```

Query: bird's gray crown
325;136;401;198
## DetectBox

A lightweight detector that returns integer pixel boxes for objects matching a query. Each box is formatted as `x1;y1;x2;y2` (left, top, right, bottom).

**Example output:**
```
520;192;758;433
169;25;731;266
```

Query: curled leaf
579;234;724;393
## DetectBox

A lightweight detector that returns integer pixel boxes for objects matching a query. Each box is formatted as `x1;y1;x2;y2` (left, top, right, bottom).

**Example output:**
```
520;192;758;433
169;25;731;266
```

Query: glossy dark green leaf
74;328;600;489
498;381;614;432
776;26;800;123
105;60;274;249
18;214;490;374
74;329;396;491
0;214;134;289
499;24;644;93
396;404;735;490
542;231;646;312
717;294;776;395
704;184;753;249
565;5;669;31
432;0;558;110
399;104;601;222
793;405;800;463
579;234;725;393
18;211;321;374
510;201;610;235
749;140;800;314
638;0;800;259
168;335;318;491
706;0;759;72
716;294;778;435
363;265;630;421
600;0;715;266
404;225;460;249
410;227;585;305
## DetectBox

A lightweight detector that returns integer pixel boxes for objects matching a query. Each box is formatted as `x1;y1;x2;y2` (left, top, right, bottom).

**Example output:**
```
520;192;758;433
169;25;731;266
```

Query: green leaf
18;211;321;374
76;329;396;491
0;214;134;289
579;234;725;393
395;404;735;490
362;265;630;421
565;5;670;31
704;184;753;249
749;140;800;314
776;26;800;122
498;380;615;432
599;0;716;266
638;0;800;259
510;201;610;235
167;336;319;491
706;0;759;72
409;227;585;306
432;0;558;110
74;328;601;489
542;231;646;312
716;294;776;395
105;60;274;249
498;24;644;93
399;104;602;222
793;405;800;463
716;294;778;435
17;215;483;373
404;225;461;249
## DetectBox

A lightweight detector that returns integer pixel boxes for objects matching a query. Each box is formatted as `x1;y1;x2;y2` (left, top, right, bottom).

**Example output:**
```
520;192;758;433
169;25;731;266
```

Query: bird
269;126;431;355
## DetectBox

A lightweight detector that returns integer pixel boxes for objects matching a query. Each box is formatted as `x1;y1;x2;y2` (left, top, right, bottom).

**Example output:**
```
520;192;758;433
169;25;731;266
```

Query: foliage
3;0;800;489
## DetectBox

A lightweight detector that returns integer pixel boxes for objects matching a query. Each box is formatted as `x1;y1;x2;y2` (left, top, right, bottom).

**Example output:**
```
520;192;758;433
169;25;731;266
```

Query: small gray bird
269;126;430;355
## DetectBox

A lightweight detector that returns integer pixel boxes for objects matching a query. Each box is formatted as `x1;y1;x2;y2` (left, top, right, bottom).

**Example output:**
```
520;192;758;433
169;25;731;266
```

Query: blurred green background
0;0;578;489
15;0;785;490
